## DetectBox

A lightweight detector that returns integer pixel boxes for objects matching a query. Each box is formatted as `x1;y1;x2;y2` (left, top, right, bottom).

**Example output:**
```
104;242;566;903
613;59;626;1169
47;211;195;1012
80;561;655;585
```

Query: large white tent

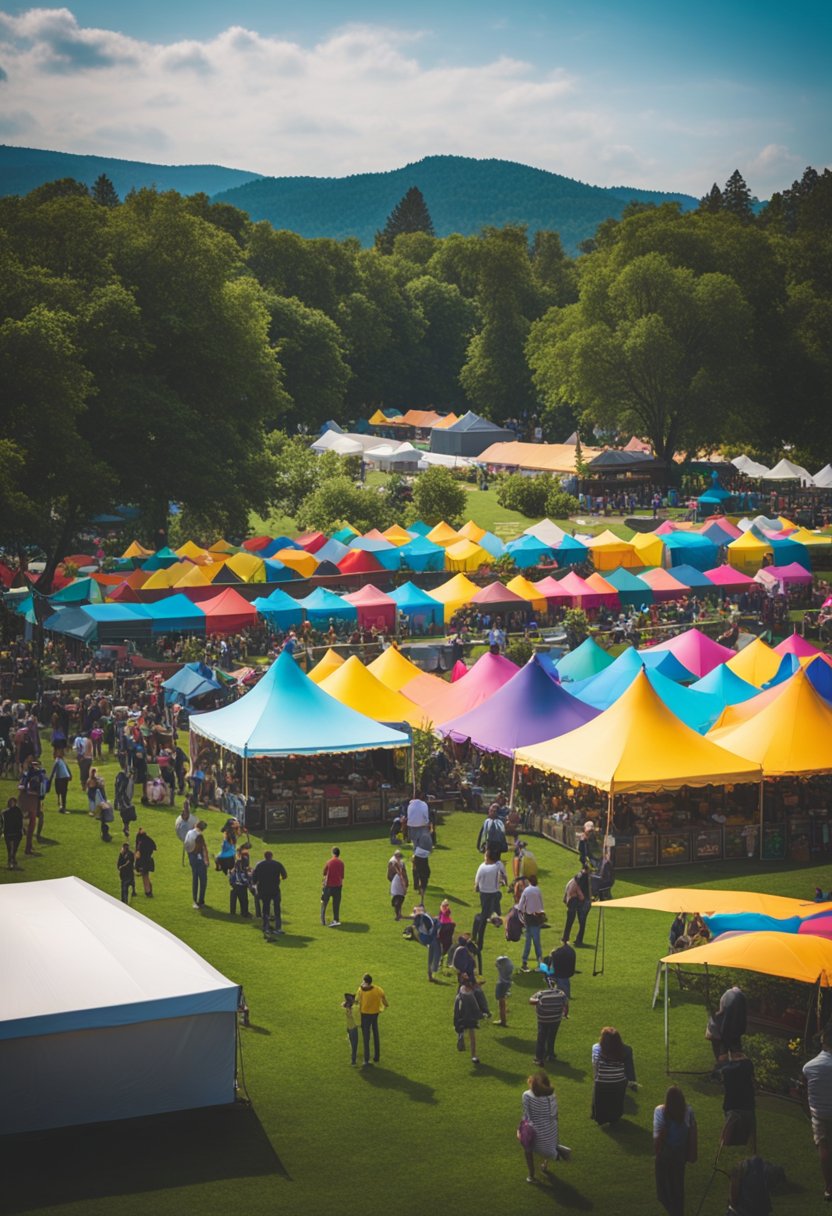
761;458;815;485
0;877;240;1134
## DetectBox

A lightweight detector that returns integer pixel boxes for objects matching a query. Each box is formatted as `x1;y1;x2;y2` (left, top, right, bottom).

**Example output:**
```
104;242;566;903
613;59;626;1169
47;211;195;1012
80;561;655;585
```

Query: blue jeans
575;898;591;944
522;923;542;965
427;937;442;975
553;975;571;999
190;853;207;905
361;1013;380;1063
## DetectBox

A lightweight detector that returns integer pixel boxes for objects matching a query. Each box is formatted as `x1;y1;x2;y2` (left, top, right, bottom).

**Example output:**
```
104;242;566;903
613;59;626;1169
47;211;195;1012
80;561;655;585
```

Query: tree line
1;167;830;582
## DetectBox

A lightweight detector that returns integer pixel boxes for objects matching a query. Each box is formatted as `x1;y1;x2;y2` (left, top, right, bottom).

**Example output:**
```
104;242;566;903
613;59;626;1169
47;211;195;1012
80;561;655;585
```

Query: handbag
517;1117;535;1149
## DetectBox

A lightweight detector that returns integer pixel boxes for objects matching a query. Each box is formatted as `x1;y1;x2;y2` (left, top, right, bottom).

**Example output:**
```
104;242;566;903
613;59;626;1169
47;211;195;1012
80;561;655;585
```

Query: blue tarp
298;586;358;624
189;650;409;757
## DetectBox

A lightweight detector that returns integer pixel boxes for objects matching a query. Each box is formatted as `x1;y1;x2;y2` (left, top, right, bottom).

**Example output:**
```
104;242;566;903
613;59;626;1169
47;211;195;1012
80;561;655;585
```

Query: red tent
108;580;143;602
344;585;397;631
296;531;328;554
242;536;273;552
337;550;384;576
199;588;258;635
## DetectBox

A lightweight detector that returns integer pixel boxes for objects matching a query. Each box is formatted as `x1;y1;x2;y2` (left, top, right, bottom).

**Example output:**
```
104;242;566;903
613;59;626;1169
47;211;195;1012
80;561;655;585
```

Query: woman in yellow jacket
356;974;389;1067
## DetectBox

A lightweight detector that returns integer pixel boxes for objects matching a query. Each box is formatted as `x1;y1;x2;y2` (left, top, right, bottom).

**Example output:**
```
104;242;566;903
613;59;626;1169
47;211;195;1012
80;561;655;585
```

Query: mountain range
0;145;698;253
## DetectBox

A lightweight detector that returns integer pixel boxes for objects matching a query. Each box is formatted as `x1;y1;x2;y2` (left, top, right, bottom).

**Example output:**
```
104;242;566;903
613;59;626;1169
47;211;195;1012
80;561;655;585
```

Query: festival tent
208;538;237;555
477;531;506;559
705;515;743;540
505;534;554;568
437;654;600;755
639;568;690;600
726;637;782;687
732;454;770;478
649;627;736;678
141;547;180;571
524;519;567;547
728;531;772;572
553;535;590;565
410;651;519;724
660;931;832;987
108;580;144;603
604;566;654;608
0;877;240;1136
221;552;266;583
533;575;575;608
630;531;665;567
703;565;757;591
310;431;364;456
398;536;446;573
337;549;385;577
458;520;486;543
444;539;488;573
709;669;832;776
383;524;413;546
252;588;304;630
606;888;819;916
408;520;432;536
666;564;716;591
162;661;223;706
295;531;328;554
567;648;723;733
320;657;426;728
774;632;823;659
468;581;530;615
426;521;461;548
243;536;273;551
314;538;350;566
814;465;832;489
142;563;191;591
173;564;213;589
367;646;428;692
274;548;319;578
343;585;397;632
332;525;359;544
43;606;143;646
701;521;741;548
756;562;814;591
307;647;345;684
199;588;258;635
636;649;698;682
585;572;620;609
190;650;409;756
506;575;548;614
175;541;213;565
347;537;401;571
144;595;207;635
761;458;815;485
298;586;357;625
261;559;301;584
690;664;759;707
661;532;719;571
556;637;615;683
121;540;153;559
767;536;811;569
430;573;479;621
551;570;607;609
50;577;105;605
388;582;444;629
586;530;640;571
514;670;761;794
429;410;514;457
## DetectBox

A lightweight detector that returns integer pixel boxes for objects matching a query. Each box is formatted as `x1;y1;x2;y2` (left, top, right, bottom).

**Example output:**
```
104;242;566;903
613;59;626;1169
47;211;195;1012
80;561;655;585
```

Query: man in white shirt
175;802;195;861
183;820;208;855
518;874;546;971
406;790;430;834
474;852;507;923
804;1024;832;1200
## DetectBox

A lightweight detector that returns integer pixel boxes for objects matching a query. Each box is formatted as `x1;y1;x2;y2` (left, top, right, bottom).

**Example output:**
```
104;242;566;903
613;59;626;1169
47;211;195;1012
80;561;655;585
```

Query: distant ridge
0;146;698;253
0;145;263;200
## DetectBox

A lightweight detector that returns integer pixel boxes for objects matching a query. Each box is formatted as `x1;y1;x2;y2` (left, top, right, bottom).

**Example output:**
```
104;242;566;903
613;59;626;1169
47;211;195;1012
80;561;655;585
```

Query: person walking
546;938;577;1000
2;796;23;870
563;868;592;946
19;757;46;852
495;954;515;1026
388;849;408;919
117;841;135;903
520;1071;560;1183
530;976;568;1066
803;1024;832;1201
518;874;546;972
405;789;430;841
321;846;344;926
190;830;209;909
134;827;156;897
356;973;388;1067
48;752;72;814
653;1085;697;1216
454;977;483;1064
228;847;253;917
253;850;288;938
341;993;359;1066
411;835;432;902
476;805;507;857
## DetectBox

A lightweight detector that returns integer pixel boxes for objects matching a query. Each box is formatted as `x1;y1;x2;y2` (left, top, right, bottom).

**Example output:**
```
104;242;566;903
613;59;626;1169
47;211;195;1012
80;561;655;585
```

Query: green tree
404;275;476;405
545;487;579;520
266;295;350;430
722;170;754;222
91;174;120;208
698;183;723;214
375;186;435;254
410;466;467;525
532;230;578;308
496;472;552;517
296;476;392;534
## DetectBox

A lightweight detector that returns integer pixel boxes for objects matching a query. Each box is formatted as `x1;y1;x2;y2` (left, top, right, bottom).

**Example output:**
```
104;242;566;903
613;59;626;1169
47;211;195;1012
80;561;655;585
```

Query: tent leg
664;963;670;1074
508;760;518;810
758;779;765;860
410;737;416;797
593;905;605;977
604;788;614;845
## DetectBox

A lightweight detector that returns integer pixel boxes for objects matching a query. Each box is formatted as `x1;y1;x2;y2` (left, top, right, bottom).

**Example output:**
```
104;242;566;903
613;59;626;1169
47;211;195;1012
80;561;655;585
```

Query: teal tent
604;567;654;608
298;587;357;625
144;594;207;635
389;582;443;628
252;589;304;630
556;636;614;683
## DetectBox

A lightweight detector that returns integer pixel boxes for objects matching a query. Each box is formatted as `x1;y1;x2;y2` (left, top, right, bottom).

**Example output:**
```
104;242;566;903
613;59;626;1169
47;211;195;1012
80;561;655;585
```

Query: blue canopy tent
478;531;506;559
163;662;223;707
398;537;446;573
332;527;359;544
506;534;553;569
768;536;811;570
605;567;654;608
569;647;723;732
81;603;153;644
144;594;207;635
667;564;716;591
662;532;719;572
314;538;351;565
555;636;615;683
690;663;759;707
635;648;696;682
408;521;432;537
140;547;180;572
43;608;99;645
252;588;304;630
298;587;357;625
700;522;737;548
50;578;105;606
261;559;301;583
806;655;832;703
348;536;401;571
264;535;302;553
554;535;589;566
389;582;443;630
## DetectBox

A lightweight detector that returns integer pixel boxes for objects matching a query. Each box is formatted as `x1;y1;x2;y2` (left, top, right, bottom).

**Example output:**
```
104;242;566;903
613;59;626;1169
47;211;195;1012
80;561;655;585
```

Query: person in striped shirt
530;976;568;1066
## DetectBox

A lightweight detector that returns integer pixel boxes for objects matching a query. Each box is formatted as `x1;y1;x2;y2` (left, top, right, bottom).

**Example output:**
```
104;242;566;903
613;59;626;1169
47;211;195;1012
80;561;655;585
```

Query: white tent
731;454;770;478
814;464;832;489
737;514;783;533
761;458;815;485
417;450;475;469
523;517;567;546
0;877;240;1134
310;430;364;455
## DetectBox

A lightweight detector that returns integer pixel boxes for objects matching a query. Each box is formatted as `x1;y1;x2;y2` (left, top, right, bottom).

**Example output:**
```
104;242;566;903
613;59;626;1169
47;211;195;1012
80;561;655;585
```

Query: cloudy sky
0;1;829;197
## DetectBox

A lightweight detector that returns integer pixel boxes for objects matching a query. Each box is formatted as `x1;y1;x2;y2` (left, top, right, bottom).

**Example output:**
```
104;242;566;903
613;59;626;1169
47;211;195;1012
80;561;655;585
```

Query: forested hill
213;155;699;252
0;145;263;199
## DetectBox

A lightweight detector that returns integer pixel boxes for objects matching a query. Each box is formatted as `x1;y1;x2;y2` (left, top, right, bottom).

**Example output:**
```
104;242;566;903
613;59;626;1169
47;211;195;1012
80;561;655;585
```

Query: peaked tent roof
649;627;736;678
367;646;427;693
458;520;486;542
660;931;832;987
709;668;832;776
468;581;529;610
190;651;409;757
524;518;567;547
761;458;814;484
388;582;443;622
515;669;761;793
568;648;722;732
411;650;518;724
704;566;757;588
506;575;548;613
307;647;346;684
774;632;823;659
337;549;385;576
726;636;782;687
556;637;615;682
630;532;665;567
50;577;105;605
437;655;599;755
444;539;490;572
398;536;446;572
426;521;462;548
604;566;654;606
162;662;223;705
690;663;759;707
252;588;303;629
273;549;319;577
298;586;358;622
143;594;207;633
430;573;478;621
199;588;258;635
320;656;425;728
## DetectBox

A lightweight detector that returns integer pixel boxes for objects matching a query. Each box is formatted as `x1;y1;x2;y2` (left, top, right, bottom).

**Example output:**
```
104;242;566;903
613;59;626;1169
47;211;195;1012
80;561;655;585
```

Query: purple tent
436;654;600;756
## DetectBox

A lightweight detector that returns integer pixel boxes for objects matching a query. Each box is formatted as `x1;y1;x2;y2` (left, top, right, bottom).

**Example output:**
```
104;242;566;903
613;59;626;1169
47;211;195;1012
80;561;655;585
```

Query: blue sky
0;2;829;195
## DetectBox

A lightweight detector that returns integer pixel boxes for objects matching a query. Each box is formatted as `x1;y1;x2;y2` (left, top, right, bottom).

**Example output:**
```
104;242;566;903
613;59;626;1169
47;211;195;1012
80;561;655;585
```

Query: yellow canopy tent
661;931;832;987
308;648;345;684
605;888;825;916
367;647;426;692
430;573;478;622
121;540;153;559
175;541;213;565
173;564;212;588
426;521;461;548
630;531;664;567
320;657;427;728
727;532;771;572
382;525;413;546
709;668;832;776
368;409;390;425
789;526;832;548
506;575;548;614
208;538;237;555
726;636;781;687
142;563;190;590
432;413;459;429
587;530;640;571
223;552;267;583
458;520;487;543
444;539;489;573
273;549;318;578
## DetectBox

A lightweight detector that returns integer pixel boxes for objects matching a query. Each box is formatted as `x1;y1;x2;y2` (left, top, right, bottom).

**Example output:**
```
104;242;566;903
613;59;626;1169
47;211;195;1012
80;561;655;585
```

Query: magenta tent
411;650;518;725
343;585;396;631
468;581;530;613
437;655;600;755
775;632;823;659
450;660;468;682
758;562;813;589
533;575;574;607
704;566;757;590
649;626;737;678
549;571;605;609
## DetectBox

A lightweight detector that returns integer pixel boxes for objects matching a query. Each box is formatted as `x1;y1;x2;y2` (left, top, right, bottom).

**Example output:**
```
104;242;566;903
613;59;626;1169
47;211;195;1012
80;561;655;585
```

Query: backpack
732;1157;771;1216
485;818;505;846
505;906;523;942
387;859;399;882
415;914;436;946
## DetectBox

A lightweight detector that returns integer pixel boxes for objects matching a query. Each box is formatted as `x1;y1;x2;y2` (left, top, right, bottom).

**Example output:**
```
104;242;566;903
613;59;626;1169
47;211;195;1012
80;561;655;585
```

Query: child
342;993;358;1065
495;954;514;1026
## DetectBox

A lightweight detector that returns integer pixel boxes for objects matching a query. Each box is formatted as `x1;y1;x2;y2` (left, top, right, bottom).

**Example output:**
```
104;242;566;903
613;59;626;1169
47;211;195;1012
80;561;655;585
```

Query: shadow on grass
358;1065;437;1104
243;1022;272;1036
267;933;316;949
2;1102;290;1213
595;1116;653;1155
550;1059;588;1083
334;922;370;933
468;1060;522;1085
498;1034;538;1056
542;1170;595;1210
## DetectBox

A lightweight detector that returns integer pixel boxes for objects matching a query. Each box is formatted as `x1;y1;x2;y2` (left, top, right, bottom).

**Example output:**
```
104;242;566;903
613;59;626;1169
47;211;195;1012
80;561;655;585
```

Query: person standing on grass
476;804;507;857
117;841;135;903
228;847;253;918
405;788;430;842
388;849;408;919
520;1072;560;1184
454;977;483;1064
190;831;209;909
475;849;507;924
545;939;576;1000
134;827;156;897
321;846;345;926
3;796;23;870
518;874;546;972
562;868;592;947
356;973;388;1067
654;1085;697;1216
411;834;432;902
495;955;514;1026
49;752;71;814
253;850;287;938
342;993;359;1066
803;1024;832;1202
530;976;568;1066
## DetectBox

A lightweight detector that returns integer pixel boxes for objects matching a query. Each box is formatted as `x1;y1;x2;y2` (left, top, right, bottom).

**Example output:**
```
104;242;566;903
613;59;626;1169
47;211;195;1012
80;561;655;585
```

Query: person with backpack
409;905;442;982
228;847;253;917
653;1085;697;1216
388;850;408;920
476;805;507;857
453;977;483;1064
518;874;546;972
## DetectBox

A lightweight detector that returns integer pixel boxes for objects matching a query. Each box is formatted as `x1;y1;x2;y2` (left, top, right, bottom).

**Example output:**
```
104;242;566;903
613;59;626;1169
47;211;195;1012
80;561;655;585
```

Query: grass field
2;748;822;1216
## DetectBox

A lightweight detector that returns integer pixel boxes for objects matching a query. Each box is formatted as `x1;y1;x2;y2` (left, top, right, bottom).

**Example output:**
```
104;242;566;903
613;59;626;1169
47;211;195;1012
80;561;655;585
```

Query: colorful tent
314;538;350;565
430;573;478;622
121;541;153;559
307;648;345;684
367;646;429;692
604;567;653;607
141;547;180;572
649;627;736;678
690;664;759;707
709;669;832;776
505;575;548;614
162;661;223;706
298;587;357;625
382;525;413;546
468;582;530;614
426;521;461;548
756;562;814;591
660;931;832;987
409;651;518;723
175;541;213;565
728;531;772;572
397;536;446;573
274;548;318;578
568;648;723;733
320;657;425;728
533;575;575;607
515;669;761;793
703;566;757;590
662;532;718;571
437;655;599;755
587;530;639;571
143;595;207;635
50;577;105;605
551;570;607;609
444;539;489;572
630;531;664;567
141;564;190;591
252;588;304;630
726;637;782;687
605;888;816;916
242;536;272;552
221;552;266;583
774;632;823;659
199;588;258;635
295;531;328;554
388;582;444;628
337;549;385;576
190;651;409;757
505;534;554;569
638;567;690;601
457;520;486;543
556;637;615;683
343;585;397;631
208;539;237;555
585;572;620;608
700;521;739;548
524;518;566;547
553;535;589;566
667;565;715;591
332;525;359;544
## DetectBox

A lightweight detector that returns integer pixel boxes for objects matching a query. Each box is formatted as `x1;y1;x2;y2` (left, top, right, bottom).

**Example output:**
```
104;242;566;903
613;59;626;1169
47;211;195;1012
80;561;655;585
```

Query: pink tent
533;575;574;606
774;631;823;659
405;651;518;724
343;585;397;632
759;562;813;588
585;572;620;609
639;568;690;601
469;582;530;612
295;531;328;554
701;515;742;540
704;566;757;589
450;660;469;682
552;571;605;609
649;626;736;678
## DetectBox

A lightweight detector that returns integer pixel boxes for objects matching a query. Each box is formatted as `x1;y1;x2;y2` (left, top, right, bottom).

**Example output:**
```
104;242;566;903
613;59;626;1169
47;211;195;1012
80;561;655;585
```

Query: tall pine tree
375;186;435;253
698;183;724;214
722;169;754;222
91;173;120;208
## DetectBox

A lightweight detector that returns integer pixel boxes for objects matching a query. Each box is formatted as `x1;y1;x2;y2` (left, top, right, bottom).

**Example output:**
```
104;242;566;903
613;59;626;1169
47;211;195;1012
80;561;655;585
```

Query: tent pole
508;759;518;809
758;778;765;860
605;787;615;853
664;963;670;1074
410;737;416;797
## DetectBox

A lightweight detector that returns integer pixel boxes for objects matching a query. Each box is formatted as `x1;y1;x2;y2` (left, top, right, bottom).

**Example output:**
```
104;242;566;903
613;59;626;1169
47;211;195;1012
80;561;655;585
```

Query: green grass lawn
3;750;821;1216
